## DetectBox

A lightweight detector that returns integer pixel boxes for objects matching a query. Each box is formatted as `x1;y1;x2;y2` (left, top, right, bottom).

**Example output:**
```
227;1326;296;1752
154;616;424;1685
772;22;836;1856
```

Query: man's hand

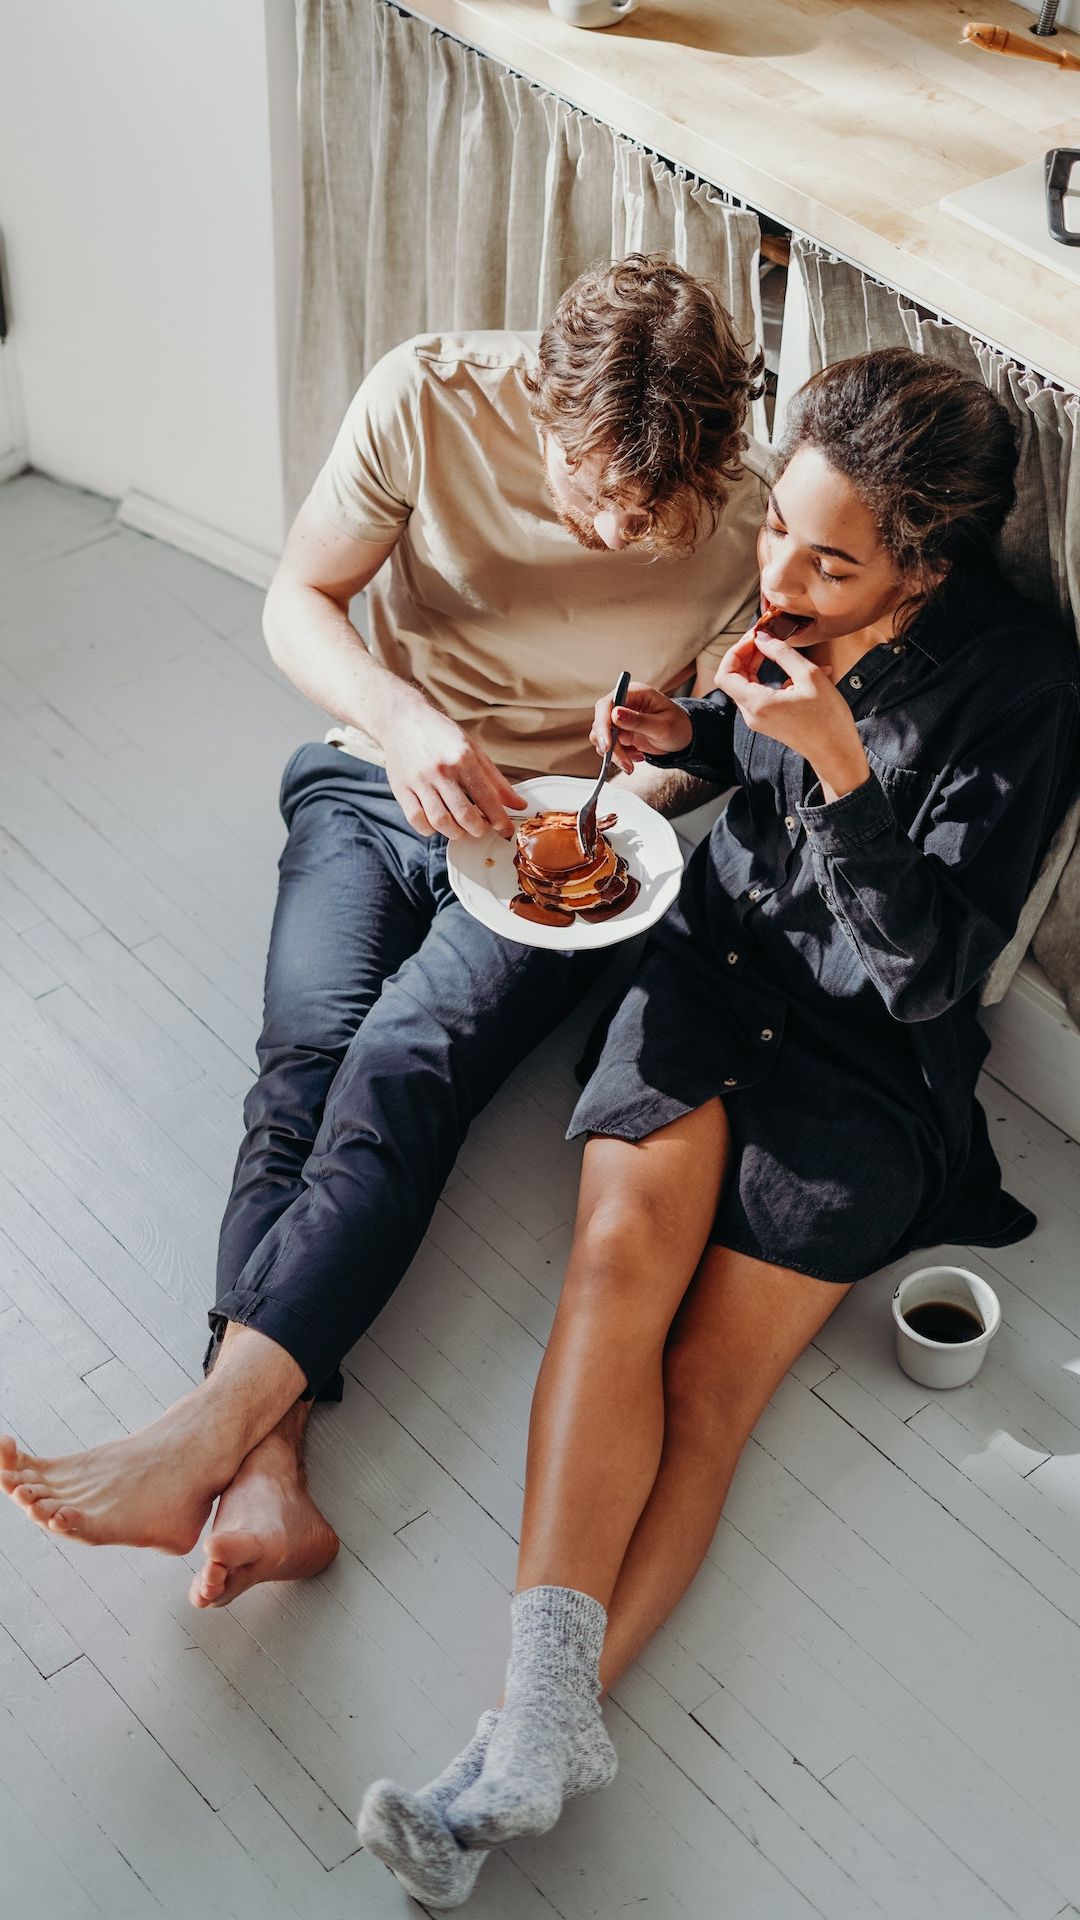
714;631;870;801
591;682;694;775
383;700;526;840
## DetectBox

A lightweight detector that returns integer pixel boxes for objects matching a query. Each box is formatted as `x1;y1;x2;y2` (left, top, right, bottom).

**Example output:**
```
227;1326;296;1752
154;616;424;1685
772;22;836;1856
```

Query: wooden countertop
405;0;1080;390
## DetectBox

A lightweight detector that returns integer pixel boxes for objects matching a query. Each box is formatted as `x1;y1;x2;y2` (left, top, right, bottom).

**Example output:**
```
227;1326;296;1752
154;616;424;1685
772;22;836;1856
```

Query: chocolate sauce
509;893;574;928
517;821;592;876
579;875;641;921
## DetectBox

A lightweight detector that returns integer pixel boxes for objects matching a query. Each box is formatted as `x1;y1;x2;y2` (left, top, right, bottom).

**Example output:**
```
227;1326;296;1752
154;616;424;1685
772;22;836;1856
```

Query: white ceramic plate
446;775;685;951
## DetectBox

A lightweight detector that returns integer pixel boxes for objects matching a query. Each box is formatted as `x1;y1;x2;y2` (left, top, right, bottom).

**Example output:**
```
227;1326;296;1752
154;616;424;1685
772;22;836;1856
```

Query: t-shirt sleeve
311;339;419;541
693;435;773;682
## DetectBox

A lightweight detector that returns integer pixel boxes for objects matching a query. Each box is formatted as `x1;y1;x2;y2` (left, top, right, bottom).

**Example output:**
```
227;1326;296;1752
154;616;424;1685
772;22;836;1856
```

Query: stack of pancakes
512;810;634;922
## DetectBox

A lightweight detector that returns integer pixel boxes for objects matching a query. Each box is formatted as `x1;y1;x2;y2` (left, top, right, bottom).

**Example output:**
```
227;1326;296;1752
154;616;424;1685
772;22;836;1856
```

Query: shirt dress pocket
862;745;942;839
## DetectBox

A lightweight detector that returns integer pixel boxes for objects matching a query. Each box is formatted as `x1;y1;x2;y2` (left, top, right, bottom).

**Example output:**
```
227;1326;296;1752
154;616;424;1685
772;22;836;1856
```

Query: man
0;253;767;1605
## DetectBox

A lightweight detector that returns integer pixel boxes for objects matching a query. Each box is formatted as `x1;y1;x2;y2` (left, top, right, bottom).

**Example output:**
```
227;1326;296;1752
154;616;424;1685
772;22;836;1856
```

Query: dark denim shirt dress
569;565;1080;1284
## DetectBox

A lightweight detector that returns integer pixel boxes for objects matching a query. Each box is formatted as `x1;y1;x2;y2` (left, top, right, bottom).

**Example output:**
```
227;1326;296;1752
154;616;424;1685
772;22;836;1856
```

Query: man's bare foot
0;1407;233;1552
189;1426;338;1608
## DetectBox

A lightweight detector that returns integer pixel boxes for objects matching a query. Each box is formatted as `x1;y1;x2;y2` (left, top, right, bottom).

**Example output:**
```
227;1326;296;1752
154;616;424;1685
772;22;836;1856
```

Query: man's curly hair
524;252;765;555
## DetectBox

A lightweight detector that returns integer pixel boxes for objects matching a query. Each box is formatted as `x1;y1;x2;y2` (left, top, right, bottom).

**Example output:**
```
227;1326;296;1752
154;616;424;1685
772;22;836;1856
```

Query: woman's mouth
756;602;814;642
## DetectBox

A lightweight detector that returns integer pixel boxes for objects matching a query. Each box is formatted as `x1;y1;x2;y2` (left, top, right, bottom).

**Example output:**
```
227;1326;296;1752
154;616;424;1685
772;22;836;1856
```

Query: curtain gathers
288;0;765;509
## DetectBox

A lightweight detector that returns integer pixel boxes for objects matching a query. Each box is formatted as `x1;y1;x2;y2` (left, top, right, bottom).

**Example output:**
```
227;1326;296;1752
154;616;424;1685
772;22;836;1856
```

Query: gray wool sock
448;1585;617;1850
358;1708;498;1909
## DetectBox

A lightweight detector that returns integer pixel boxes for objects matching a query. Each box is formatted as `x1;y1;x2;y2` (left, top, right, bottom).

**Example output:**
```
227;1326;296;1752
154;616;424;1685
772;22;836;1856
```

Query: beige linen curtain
777;242;1080;1015
288;0;765;507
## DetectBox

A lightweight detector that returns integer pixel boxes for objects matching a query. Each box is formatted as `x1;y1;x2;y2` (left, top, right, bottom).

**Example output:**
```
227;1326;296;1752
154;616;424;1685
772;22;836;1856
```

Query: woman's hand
714;631;870;801
591;682;694;775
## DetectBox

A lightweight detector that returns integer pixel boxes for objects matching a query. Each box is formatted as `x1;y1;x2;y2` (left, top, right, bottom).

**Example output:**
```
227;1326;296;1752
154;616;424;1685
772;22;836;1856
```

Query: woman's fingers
610;705;652;733
753;632;815;681
715;637;764;687
592;695;616;755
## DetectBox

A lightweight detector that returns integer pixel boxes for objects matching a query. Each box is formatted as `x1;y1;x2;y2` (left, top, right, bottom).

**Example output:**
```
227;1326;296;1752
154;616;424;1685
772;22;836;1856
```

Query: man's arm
611;759;720;818
263;495;523;839
264;492;411;738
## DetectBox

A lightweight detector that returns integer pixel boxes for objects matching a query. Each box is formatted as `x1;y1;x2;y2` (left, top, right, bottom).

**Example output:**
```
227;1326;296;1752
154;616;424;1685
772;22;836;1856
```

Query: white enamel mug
547;0;638;27
892;1265;1002;1389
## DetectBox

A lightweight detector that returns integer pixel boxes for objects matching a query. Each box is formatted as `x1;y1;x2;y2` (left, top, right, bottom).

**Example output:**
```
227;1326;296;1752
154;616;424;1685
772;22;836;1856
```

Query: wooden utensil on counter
962;22;1080;70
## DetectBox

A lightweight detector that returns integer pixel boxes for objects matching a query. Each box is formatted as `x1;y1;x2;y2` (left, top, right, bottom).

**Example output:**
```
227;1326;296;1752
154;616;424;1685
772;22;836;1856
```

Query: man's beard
538;471;607;551
556;504;611;552
545;479;657;557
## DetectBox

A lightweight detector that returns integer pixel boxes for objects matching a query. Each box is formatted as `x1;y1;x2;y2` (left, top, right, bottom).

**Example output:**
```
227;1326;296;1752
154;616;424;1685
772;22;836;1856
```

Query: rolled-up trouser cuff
203;1303;345;1404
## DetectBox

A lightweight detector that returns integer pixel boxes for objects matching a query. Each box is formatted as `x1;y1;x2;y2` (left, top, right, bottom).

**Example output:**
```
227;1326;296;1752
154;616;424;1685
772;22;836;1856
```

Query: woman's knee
559;1194;690;1325
574;1187;678;1264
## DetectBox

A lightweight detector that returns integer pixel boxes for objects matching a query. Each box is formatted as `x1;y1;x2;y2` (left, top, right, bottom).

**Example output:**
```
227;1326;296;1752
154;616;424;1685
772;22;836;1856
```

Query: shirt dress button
784;814;796;830
892;643;904;654
849;673;863;689
748;887;762;902
723;1077;737;1087
760;1027;774;1041
726;950;739;965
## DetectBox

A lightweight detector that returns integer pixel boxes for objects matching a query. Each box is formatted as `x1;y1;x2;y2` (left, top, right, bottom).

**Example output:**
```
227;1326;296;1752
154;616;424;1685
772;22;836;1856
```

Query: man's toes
23;1494;63;1523
47;1506;81;1535
190;1530;264;1609
16;1499;54;1531
12;1482;48;1508
190;1559;230;1609
0;1435;22;1476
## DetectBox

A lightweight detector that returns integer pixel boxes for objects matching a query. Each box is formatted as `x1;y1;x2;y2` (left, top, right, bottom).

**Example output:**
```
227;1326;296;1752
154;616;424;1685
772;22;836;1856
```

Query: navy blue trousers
207;744;605;1400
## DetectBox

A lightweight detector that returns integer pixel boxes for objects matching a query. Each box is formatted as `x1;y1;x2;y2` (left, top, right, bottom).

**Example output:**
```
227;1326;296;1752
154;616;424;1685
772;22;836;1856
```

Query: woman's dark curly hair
524;252;765;555
778;348;1018;605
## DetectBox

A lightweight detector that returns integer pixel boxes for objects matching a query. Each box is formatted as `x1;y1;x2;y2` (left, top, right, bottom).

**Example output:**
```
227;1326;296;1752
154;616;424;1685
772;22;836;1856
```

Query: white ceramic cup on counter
892;1264;1002;1388
547;0;638;27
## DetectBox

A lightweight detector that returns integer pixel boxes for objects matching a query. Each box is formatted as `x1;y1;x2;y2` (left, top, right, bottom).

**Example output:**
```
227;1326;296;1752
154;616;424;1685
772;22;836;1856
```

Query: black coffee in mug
902;1300;984;1344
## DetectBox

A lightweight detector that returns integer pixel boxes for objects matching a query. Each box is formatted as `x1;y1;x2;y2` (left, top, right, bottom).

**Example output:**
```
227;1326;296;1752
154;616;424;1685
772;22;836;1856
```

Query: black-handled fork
576;668;632;856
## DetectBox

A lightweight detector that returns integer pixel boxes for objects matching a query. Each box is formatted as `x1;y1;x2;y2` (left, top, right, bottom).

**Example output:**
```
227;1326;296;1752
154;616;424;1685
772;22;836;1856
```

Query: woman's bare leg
362;1138;854;1887
514;1099;731;1602
599;1246;855;1691
445;1103;730;1852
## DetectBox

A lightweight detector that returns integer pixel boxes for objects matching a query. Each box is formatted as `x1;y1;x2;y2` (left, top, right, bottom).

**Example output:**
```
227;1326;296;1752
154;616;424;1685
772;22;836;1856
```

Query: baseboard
117;489;279;589
981;957;1080;1141
0;447;29;484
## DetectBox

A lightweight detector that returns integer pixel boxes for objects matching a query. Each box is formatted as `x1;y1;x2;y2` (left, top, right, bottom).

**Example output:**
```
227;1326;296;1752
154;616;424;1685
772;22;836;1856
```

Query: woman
358;349;1080;1906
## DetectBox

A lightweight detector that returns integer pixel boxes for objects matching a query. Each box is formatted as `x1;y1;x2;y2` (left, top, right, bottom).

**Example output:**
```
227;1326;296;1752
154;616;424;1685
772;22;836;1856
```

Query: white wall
0;0;300;559
1017;1;1080;28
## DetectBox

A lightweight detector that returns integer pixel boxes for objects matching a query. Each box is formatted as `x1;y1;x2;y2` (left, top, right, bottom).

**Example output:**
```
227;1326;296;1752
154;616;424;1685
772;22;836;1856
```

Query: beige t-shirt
313;330;769;780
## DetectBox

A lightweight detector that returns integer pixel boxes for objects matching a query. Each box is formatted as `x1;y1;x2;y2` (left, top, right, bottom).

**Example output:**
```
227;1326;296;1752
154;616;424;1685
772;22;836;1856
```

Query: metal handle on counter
1046;148;1080;247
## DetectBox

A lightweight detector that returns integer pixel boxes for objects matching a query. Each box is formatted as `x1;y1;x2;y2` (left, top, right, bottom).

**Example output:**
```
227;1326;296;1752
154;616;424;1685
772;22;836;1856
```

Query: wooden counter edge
404;0;1080;393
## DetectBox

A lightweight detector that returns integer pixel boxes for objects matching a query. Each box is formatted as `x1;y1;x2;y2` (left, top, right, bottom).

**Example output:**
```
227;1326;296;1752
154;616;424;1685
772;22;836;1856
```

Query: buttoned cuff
797;769;894;854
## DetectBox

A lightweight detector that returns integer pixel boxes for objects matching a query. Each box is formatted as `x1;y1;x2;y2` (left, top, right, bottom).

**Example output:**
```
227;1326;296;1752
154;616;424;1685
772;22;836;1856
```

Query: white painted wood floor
1;473;1080;1920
